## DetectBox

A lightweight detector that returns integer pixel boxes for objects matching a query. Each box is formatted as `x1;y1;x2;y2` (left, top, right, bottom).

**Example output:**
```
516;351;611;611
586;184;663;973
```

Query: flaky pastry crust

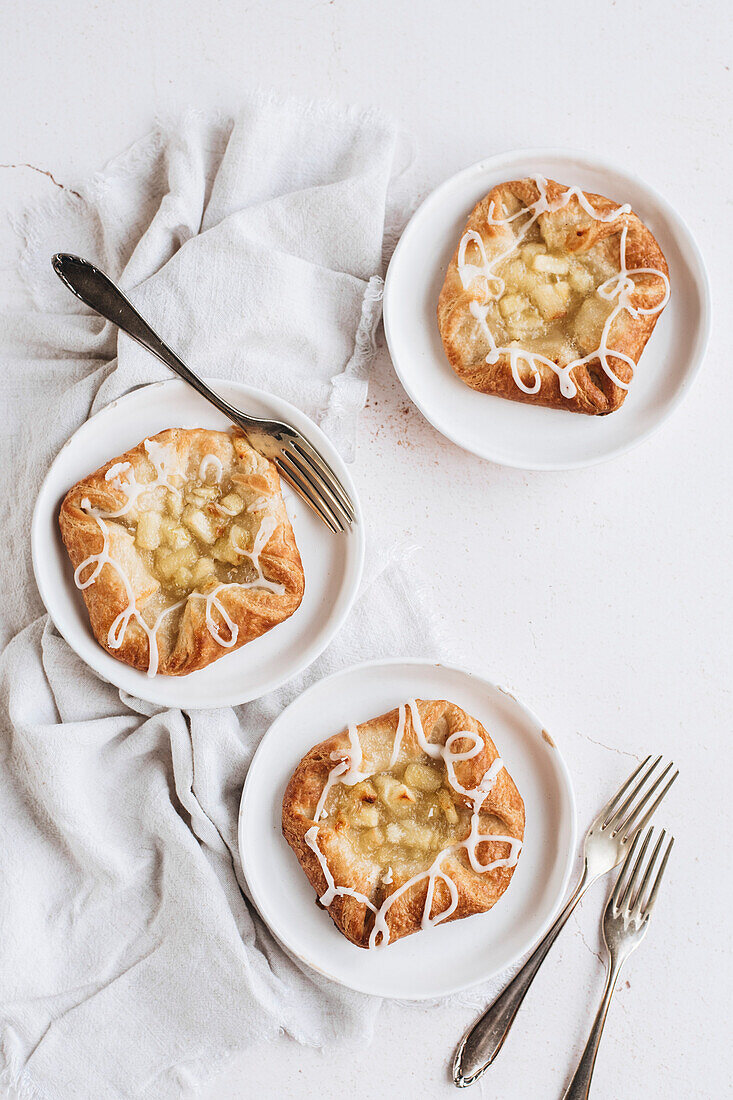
59;427;304;676
437;177;670;414
282;699;525;949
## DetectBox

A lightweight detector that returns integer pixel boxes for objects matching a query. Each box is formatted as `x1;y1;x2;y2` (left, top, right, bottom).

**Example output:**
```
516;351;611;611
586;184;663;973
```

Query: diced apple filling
568;263;595;294
213;523;250;565
353;805;380;828
503;259;526;287
135;511;162;551
324;756;470;873
533;253;570;275
519;242;546;261
154;544;198;582
438;789;459;825
135;464;272;600
403;762;442;792
352;779;378;801
160;517;191;550
530;280;571;320
182;505;216;545
187;486;219;506
373;774;416;816
166;491;184;518
499;293;529;319
572;295;613;352
400;822;438;850
190;557;215;586
482;233;614;355
217;493;245;516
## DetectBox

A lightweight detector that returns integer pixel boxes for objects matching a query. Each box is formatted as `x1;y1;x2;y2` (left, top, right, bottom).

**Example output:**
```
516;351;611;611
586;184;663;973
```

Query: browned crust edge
282;700;525;948
437;177;669;415
58;427;305;676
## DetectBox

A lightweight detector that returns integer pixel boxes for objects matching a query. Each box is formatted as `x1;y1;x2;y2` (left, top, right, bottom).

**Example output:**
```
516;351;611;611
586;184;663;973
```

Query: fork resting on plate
52;253;356;534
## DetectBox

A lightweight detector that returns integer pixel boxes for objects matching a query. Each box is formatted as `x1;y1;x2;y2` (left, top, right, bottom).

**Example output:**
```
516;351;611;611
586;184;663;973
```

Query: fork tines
600;754;679;844
611;825;675;922
277;438;356;533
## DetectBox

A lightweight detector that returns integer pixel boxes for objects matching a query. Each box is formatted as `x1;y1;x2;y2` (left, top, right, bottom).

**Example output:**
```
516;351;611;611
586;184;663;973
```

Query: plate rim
31;377;365;708
383;146;712;471
237;655;578;1000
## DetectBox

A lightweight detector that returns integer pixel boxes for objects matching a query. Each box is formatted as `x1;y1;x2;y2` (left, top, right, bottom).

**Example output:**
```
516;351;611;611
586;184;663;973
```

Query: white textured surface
0;1;730;1098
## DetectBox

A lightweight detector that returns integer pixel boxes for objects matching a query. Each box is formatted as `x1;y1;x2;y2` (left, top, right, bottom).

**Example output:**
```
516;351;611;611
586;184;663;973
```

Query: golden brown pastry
438;175;670;414
282;699;524;948
59;427;304;676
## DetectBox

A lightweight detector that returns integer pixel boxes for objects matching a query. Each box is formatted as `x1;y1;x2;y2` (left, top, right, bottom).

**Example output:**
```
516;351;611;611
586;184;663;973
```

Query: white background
1;1;730;1098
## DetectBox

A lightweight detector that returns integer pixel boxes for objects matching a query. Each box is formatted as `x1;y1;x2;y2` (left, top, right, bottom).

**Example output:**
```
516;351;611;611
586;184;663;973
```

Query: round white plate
238;658;576;999
383;148;711;470
32;379;364;708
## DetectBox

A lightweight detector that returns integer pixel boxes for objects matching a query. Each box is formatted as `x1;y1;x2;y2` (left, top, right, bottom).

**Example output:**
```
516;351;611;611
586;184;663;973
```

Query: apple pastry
438;175;670;414
282;699;524;948
59;427;305;676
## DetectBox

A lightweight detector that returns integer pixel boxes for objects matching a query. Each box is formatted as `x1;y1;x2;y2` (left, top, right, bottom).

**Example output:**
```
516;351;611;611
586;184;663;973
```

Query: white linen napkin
0;97;436;1100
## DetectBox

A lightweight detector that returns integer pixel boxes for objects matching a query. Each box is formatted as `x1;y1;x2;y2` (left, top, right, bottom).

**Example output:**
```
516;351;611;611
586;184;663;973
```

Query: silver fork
562;825;674;1100
453;754;678;1088
51;253;357;534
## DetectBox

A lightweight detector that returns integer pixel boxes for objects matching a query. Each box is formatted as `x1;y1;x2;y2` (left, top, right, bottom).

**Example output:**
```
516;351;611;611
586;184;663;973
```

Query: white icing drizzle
382;867;394;884
304;826;378;915
306;701;523;948
73;439;284;676
457;174;669;399
312;724;370;824
387;704;407;768
230;515;279;584
105;461;132;482
198;454;223;483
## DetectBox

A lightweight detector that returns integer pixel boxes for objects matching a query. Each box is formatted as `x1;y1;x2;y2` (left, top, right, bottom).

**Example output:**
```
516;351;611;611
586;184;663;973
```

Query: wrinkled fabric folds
0;97;431;1100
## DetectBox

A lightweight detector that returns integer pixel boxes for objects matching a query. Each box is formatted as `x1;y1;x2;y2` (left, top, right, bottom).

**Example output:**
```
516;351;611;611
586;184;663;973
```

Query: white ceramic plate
238;658;576;999
32;379;364;708
383;149;711;470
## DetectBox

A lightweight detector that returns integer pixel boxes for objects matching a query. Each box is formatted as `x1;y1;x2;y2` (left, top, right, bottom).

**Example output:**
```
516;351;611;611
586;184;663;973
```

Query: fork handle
51;253;246;428
453;871;593;1087
561;958;623;1100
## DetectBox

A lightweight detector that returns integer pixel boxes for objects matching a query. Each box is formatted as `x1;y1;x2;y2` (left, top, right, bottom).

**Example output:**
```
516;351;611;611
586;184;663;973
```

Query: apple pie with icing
282;699;525;948
59;427;305;676
437;175;670;414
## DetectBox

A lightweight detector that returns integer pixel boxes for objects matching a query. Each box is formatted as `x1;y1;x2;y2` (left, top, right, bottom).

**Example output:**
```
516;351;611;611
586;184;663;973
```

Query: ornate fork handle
52;254;255;432
453;871;595;1088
